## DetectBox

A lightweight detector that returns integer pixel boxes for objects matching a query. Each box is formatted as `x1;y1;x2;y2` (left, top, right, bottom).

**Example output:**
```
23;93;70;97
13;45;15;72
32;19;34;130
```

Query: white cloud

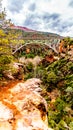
2;0;73;37
61;25;73;37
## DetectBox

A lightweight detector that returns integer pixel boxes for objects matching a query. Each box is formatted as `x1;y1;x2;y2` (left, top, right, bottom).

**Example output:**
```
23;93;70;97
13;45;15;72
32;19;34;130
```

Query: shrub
26;62;34;72
47;71;58;84
25;53;35;58
0;55;13;64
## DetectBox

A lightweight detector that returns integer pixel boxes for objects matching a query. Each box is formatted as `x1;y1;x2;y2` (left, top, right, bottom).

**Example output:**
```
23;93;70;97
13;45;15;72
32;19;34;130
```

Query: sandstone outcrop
0;78;53;130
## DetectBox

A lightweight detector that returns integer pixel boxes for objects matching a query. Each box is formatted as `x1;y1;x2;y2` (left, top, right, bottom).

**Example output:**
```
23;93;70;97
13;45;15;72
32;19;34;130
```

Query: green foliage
34;65;46;78
0;28;25;55
0;55;12;64
64;37;73;46
48;110;63;125
26;62;34;72
47;71;58;84
0;55;13;79
56;120;68;130
0;73;3;79
25;53;35;58
55;98;65;112
24;72;34;80
48;119;56;128
43;53;73;129
69;122;73;130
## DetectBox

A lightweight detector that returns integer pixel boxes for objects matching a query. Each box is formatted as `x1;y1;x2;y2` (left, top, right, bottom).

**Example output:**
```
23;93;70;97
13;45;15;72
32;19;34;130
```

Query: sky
2;0;73;37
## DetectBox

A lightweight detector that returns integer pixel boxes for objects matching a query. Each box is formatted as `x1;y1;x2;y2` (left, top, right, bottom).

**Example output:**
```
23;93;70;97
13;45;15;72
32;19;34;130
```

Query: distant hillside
10;25;63;40
10;25;35;32
1;23;63;40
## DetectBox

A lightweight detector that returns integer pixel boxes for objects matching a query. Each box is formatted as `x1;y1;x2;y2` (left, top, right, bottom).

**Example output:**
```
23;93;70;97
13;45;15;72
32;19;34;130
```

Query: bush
26;62;34;72
24;72;33;80
0;55;13;79
47;71;58;84
25;53;35;58
0;55;13;64
55;98;65;112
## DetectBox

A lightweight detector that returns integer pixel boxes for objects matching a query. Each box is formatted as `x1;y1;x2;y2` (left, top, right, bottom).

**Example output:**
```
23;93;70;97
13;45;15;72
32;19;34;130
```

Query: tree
0;0;6;26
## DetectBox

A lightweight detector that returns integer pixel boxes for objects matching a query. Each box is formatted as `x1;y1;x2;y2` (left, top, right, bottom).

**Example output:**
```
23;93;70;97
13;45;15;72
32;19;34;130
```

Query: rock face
19;56;42;66
0;78;52;130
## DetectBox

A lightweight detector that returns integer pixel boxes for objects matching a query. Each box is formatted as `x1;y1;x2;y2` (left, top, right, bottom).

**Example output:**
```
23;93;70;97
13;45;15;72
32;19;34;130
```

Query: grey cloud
69;0;73;7
42;13;50;22
24;12;60;31
7;0;24;13
29;3;36;11
41;12;73;33
49;13;60;20
24;15;35;26
56;25;68;33
24;14;41;29
49;19;73;33
42;13;60;22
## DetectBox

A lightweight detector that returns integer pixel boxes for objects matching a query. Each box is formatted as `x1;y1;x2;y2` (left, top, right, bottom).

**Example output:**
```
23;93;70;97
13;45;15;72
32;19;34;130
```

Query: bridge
12;39;61;55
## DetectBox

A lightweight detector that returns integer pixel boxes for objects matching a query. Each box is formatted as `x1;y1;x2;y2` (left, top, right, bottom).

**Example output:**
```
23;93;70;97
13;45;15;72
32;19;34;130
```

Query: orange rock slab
0;78;52;130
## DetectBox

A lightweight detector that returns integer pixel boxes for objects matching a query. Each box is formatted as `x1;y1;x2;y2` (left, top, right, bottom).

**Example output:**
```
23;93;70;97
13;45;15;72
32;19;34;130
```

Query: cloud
29;3;36;11
49;13;60;20
24;13;42;30
7;0;24;13
69;0;73;7
42;13;60;23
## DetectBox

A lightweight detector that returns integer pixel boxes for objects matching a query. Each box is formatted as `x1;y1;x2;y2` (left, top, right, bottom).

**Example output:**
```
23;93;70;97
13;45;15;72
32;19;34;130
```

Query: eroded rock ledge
0;78;53;130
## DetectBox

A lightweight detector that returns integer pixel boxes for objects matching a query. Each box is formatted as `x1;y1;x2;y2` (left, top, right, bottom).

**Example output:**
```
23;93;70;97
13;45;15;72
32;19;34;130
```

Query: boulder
6;62;24;80
3;70;14;80
0;78;53;130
